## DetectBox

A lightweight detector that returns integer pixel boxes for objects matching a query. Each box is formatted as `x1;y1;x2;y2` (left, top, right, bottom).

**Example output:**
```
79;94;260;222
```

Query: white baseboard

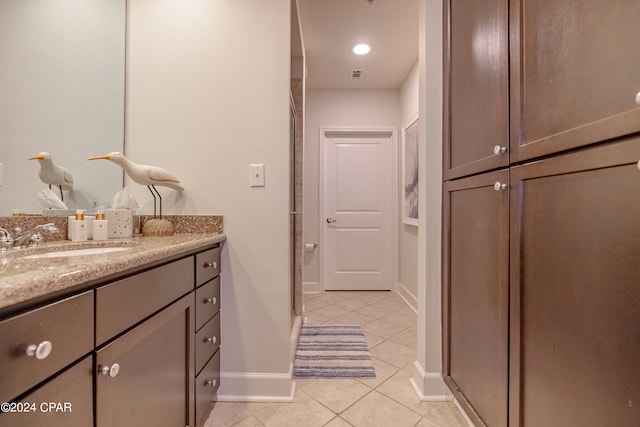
396;281;418;313
303;281;322;294
216;368;295;402
409;361;452;401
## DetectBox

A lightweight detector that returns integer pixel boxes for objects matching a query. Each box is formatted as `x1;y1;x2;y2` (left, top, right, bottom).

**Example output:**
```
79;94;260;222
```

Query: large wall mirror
0;0;126;217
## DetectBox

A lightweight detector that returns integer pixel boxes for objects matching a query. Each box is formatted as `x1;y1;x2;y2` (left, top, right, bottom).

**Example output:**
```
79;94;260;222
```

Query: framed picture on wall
403;117;419;226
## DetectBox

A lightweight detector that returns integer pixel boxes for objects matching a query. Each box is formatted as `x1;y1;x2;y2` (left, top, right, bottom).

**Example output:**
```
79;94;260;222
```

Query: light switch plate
250;164;265;187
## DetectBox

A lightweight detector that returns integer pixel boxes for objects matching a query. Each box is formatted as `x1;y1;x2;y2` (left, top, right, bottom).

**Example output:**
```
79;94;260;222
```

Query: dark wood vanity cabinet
193;246;222;425
0;242;223;427
0;291;94;427
0;291;94;406
96;294;194;427
95;244;223;427
95;256;197;427
0;357;94;427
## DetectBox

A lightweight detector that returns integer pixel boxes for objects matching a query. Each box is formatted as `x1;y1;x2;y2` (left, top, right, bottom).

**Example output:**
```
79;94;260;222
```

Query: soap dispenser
70;209;88;242
93;211;109;241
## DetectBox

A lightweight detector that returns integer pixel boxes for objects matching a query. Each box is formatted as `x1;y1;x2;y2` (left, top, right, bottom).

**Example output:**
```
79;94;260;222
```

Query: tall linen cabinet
442;1;640;426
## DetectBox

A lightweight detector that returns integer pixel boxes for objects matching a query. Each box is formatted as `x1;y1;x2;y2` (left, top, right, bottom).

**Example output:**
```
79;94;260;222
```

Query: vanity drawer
0;291;93;403
195;349;220;425
96;256;193;346
195;313;220;375
195;276;220;331
195;246;221;287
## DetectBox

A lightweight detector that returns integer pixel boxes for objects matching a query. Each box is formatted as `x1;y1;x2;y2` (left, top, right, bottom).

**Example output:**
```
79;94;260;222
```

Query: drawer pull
493;145;507;155
205;297;217;305
493;182;508;191
100;363;120;378
25;340;53;360
204;336;217;344
204;262;217;269
205;379;217;387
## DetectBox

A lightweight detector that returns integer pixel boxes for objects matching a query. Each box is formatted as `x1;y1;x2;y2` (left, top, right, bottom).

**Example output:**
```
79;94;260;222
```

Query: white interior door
322;130;392;291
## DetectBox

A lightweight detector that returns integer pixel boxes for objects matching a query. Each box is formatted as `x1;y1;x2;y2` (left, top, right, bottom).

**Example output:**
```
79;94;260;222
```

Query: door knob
326;218;337;224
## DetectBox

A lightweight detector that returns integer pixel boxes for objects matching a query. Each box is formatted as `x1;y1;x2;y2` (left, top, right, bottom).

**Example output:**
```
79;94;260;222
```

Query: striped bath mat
293;324;376;379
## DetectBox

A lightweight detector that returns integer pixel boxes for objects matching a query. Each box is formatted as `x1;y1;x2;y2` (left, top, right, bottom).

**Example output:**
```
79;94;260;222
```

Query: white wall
303;89;400;291
127;0;293;400
410;0;451;400
398;62;419;310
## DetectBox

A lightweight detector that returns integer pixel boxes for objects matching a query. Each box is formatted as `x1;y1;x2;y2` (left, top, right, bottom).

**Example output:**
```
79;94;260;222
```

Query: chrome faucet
0;227;14;251
13;223;59;248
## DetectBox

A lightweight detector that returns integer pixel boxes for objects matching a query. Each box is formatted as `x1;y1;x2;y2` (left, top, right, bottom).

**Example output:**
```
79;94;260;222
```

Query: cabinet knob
635;91;640;105
205;297;217;305
493;182;508;191
204;261;217;269
205;336;217;344
100;363;120;378
205;379;217;388
493;145;507;155
25;340;53;360
326;217;337;224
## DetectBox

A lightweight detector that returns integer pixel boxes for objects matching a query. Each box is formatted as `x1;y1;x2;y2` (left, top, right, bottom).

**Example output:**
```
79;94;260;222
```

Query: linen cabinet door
444;0;509;179
443;169;509;427
510;0;640;162
509;139;640;426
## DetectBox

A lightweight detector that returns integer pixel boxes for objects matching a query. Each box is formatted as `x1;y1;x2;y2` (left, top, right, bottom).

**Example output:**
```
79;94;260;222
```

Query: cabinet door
510;0;640;162
0;356;93;427
443;169;509;427
509;138;640;426
444;0;509;180
96;294;194;427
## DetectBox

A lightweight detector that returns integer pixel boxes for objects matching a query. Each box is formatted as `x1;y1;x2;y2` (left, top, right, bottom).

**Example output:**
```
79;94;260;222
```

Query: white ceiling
295;0;419;90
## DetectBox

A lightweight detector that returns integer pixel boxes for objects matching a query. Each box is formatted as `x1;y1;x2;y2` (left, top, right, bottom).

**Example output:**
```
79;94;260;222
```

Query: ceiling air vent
351;69;362;79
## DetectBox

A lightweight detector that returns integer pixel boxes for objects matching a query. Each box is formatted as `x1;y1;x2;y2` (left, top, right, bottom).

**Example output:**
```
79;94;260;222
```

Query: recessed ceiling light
352;44;371;55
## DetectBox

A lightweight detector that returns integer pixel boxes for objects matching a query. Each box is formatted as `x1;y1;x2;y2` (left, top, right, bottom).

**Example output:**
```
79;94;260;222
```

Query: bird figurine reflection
28;152;74;202
87;152;183;218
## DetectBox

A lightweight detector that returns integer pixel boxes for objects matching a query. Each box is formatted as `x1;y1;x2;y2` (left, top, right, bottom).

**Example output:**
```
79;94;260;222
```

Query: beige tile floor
204;291;469;427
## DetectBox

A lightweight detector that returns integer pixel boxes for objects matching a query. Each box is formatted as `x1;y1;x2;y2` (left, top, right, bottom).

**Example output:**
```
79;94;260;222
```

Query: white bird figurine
88;152;183;218
28;151;74;202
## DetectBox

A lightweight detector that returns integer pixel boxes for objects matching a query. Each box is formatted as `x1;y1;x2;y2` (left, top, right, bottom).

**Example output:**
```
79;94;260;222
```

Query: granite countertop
0;233;226;316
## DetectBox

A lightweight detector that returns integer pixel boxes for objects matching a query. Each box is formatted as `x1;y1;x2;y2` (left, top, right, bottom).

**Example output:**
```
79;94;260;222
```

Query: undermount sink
21;246;131;259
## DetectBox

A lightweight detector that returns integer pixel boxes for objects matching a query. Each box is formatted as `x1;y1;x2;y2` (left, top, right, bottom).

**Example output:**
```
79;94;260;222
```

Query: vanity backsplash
0;215;223;242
